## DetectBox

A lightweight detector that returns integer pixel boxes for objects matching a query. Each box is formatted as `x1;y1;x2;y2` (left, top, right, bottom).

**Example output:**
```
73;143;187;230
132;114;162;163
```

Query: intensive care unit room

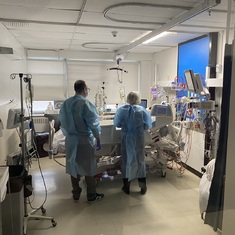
0;0;234;235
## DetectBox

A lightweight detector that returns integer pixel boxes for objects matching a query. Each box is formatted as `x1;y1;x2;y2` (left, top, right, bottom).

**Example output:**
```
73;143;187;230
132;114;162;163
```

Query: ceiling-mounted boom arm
115;0;221;55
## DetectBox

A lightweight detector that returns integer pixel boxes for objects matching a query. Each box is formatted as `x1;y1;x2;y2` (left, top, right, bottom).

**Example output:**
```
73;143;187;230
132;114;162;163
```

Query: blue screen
177;35;210;97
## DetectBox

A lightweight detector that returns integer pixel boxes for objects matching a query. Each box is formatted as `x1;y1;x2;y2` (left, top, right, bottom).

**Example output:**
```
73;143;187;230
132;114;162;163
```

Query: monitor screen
194;73;204;94
151;106;168;116
184;69;196;92
140;99;147;109
157;107;167;115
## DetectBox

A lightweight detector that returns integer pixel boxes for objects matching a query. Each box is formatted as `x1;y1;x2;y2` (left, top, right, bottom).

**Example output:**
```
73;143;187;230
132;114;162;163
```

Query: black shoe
73;194;80;203
140;188;147;195
72;188;82;203
87;193;104;204
122;186;130;195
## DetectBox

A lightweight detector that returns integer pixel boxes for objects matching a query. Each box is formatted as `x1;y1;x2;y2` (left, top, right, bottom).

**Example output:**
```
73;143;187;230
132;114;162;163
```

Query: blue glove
96;139;101;150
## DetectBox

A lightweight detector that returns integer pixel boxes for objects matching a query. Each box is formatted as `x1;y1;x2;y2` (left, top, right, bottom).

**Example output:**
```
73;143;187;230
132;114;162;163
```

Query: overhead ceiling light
130;31;152;43
142;32;176;44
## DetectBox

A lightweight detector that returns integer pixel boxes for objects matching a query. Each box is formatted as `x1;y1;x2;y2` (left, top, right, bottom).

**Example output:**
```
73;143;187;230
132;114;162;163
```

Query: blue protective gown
59;95;101;177
113;105;152;181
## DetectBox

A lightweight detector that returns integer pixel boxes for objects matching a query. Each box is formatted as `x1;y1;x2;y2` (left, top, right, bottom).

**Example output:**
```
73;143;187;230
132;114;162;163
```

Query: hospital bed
95;120;122;175
95;104;182;178
144;104;183;177
46;104;182;178
45;117;122;175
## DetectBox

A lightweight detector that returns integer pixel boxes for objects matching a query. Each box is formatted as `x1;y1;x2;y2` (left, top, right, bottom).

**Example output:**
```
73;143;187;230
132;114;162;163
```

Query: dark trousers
71;175;97;199
123;177;147;190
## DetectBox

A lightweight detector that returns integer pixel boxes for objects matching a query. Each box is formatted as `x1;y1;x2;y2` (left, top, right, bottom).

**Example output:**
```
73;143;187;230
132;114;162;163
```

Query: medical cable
53;157;66;167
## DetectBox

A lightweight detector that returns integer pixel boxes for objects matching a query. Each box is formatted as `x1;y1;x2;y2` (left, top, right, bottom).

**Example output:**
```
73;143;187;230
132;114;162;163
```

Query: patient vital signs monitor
184;69;204;95
150;104;173;129
140;99;147;109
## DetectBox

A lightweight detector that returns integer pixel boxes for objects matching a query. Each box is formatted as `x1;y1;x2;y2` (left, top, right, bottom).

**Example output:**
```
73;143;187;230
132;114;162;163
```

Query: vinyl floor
24;157;222;235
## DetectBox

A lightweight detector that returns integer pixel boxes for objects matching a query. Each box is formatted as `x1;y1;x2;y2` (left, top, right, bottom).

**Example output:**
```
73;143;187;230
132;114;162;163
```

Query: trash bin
2;165;25;235
7;165;25;193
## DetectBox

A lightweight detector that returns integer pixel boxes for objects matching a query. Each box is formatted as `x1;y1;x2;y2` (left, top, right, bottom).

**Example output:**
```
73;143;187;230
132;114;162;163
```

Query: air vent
0;47;13;54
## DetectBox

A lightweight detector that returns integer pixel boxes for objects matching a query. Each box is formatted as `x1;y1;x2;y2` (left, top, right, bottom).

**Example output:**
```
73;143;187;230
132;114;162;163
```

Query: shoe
122;186;130;195
87;193;104;204
73;194;81;203
140;188;147;195
73;193;82;203
72;188;82;203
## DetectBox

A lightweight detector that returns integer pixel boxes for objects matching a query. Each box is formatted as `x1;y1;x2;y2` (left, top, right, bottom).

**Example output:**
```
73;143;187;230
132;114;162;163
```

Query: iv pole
10;73;57;235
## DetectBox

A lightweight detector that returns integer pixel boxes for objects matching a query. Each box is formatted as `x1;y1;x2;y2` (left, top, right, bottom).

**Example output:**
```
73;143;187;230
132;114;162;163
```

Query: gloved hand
96;138;101;150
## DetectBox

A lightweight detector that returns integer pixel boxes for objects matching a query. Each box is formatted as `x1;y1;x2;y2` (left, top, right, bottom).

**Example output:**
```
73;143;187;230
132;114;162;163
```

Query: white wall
152;47;178;112
139;60;154;103
27;52;154;106
66;60;139;104
0;23;27;164
153;47;178;83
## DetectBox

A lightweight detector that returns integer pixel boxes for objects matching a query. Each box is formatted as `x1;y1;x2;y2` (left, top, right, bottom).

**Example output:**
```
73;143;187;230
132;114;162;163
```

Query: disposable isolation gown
113;105;152;181
59;95;101;177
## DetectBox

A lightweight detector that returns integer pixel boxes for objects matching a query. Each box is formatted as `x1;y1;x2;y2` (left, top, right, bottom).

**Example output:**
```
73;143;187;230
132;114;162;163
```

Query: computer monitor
194;73;204;94
6;108;24;129
184;69;196;93
184;69;204;95
140;99;147;109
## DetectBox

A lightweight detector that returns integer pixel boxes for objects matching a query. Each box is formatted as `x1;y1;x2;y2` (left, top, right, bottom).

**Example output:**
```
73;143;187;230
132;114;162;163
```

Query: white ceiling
0;0;230;57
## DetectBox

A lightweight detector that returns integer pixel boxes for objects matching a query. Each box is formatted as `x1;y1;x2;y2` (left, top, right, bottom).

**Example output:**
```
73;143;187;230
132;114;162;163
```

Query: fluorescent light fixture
130;31;152;43
142;32;176;44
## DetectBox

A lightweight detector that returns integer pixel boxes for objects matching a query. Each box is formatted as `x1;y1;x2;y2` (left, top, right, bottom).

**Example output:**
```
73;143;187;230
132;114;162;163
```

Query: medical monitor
194;73;204;94
184;69;197;93
6;108;24;129
151;104;172;117
150;104;173;129
140;99;147;109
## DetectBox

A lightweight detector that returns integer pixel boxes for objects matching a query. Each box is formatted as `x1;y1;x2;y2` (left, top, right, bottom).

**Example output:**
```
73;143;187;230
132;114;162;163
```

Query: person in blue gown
60;80;104;203
114;91;152;195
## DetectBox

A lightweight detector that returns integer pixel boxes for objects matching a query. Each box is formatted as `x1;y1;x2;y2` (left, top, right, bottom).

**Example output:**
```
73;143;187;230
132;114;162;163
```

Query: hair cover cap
127;91;141;105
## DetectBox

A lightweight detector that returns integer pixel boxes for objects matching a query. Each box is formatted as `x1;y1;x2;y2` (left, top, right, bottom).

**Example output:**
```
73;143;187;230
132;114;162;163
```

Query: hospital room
0;0;235;234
